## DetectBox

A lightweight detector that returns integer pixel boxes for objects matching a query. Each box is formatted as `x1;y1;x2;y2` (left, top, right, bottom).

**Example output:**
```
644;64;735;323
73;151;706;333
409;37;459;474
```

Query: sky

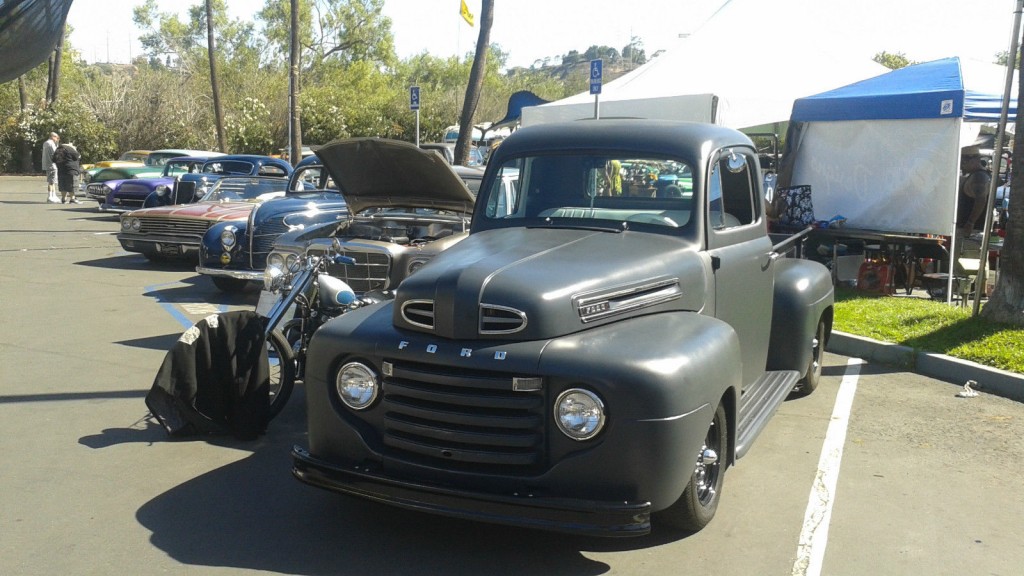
66;0;1020;71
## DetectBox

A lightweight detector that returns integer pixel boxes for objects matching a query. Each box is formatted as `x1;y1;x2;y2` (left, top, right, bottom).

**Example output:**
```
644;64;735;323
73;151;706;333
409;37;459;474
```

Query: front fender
199;221;250;267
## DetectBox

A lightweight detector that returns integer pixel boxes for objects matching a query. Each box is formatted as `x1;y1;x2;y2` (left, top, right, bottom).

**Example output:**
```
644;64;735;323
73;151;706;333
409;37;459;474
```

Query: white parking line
792;358;863;576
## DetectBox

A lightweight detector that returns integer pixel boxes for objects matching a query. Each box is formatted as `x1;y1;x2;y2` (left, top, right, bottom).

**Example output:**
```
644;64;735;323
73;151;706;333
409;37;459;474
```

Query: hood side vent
479;304;527;335
575;278;682;323
402;299;435;330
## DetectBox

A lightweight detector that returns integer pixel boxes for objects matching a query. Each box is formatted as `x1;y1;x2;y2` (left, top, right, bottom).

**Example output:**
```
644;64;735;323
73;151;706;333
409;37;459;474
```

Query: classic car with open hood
256;138;480;303
290;120;834;537
117;176;289;261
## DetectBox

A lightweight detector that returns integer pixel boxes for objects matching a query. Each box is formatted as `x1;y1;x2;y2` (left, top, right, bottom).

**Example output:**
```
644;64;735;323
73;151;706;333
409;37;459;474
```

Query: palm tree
454;0;493;165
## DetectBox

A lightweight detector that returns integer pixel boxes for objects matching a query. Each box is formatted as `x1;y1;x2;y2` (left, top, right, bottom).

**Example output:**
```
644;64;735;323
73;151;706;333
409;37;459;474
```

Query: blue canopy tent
781;57;1016;235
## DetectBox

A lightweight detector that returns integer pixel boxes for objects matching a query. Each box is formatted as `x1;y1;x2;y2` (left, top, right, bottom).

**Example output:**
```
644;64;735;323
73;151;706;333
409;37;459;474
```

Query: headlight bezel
335;362;380;410
554;388;606;441
220;225;238;249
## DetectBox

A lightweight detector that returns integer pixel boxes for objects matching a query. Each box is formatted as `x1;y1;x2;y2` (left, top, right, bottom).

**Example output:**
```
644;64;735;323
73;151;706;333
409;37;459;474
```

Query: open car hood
314;138;476;215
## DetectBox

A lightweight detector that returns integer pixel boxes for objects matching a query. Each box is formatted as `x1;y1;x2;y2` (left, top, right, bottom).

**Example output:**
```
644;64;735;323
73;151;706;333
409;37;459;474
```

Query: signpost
410;86;421;146
590;59;602;119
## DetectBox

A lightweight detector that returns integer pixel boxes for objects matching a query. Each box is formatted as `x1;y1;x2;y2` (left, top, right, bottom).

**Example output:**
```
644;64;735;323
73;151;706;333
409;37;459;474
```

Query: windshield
479;154;695;235
289;165;337;192
205;178;288;203
203;160;256;175
163;160;201;177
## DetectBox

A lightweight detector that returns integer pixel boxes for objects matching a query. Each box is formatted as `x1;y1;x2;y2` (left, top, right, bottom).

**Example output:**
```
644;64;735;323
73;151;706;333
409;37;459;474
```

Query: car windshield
202;160;256;175
289;165;338;192
163;160;200;177
205;178;289;203
479;154;695;235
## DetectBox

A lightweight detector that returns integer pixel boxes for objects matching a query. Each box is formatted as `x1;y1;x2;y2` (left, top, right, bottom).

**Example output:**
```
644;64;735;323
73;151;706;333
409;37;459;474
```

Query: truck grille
380;361;546;474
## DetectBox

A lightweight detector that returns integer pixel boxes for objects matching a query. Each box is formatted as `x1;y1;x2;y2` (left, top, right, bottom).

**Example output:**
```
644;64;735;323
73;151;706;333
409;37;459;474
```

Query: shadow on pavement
77;254;195;272
127;387;684;574
117;333;181;353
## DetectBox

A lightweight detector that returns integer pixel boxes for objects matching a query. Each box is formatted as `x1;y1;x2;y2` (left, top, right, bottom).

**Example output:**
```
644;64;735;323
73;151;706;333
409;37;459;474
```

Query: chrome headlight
263;264;285;292
407;257;431;276
130;218;141;231
120;217;131;231
285;253;300;273
220;226;237;248
554;388;606;441
335;362;379;410
267;252;284;268
154;184;170;197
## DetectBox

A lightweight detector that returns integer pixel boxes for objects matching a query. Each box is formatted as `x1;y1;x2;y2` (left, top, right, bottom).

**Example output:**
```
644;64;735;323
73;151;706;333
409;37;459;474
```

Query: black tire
658;402;728;532
793;316;825;396
265;328;296;420
212;276;249;293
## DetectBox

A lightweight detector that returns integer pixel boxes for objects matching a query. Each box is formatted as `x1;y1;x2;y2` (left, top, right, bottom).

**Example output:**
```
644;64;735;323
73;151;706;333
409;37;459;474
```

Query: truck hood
393;227;707;340
314;138;476;215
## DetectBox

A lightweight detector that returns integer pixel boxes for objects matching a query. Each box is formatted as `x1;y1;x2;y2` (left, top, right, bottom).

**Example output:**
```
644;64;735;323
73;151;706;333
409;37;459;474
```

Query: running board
735;370;800;459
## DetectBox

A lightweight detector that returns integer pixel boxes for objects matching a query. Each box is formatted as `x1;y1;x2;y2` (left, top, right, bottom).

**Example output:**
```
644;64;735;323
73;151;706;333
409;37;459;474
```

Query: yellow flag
460;0;474;26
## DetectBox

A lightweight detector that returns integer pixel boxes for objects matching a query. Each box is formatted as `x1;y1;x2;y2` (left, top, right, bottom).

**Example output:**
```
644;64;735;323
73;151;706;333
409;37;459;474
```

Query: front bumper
196;264;264;282
292;445;652;537
99;203;133;214
118;235;200;258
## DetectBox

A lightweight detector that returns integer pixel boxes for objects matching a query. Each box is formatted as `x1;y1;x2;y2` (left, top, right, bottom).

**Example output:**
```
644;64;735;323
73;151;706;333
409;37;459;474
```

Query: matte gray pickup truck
292;119;834;537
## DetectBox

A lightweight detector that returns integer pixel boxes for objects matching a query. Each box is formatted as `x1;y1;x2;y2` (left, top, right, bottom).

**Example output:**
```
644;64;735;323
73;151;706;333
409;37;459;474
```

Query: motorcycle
260;238;387;419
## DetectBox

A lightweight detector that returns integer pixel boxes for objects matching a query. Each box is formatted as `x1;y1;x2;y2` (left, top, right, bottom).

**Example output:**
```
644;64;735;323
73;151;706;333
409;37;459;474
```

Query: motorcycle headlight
554;388;606;441
263;264;285;292
220;226;237;248
285;253;300;273
267;252;284;268
131;218;141;231
335;362;379;410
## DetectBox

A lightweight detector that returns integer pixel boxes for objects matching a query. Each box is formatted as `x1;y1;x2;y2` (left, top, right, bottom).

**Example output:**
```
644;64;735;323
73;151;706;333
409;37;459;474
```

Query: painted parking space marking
146;281;228;330
792;358;863;576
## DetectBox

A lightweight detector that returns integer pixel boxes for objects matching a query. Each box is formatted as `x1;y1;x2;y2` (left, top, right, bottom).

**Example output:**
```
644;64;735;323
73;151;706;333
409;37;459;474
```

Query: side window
710;150;758;229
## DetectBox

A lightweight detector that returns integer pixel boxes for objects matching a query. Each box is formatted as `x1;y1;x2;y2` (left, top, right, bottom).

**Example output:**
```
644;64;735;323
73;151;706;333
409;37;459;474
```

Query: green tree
873;51;915;70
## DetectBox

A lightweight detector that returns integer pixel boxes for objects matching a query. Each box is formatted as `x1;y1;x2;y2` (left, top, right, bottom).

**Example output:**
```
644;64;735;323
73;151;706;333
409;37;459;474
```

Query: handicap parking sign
590;59;602;95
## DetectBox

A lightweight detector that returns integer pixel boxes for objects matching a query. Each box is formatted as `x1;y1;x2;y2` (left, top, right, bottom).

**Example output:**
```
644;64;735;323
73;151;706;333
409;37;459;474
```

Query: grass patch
833;287;1024;374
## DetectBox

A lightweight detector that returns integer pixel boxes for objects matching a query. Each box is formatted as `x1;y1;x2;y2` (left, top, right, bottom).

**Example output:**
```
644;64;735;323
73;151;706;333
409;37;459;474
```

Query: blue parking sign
410;86;420;111
589;59;602;95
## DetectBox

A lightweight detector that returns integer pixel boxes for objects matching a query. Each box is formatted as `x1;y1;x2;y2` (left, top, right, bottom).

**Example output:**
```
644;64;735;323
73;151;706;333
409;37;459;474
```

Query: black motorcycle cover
146;310;270;440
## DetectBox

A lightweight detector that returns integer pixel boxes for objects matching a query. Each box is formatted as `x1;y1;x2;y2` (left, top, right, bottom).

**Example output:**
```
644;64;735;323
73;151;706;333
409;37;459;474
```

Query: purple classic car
143;154;294;209
91;156;213;213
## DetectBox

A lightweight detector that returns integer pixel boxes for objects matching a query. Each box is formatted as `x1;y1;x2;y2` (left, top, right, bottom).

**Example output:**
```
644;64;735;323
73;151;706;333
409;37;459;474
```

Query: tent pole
972;0;1023;315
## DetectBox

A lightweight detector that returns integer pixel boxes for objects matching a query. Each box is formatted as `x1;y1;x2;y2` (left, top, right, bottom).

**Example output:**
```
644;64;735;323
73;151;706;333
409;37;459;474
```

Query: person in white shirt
41;132;60;203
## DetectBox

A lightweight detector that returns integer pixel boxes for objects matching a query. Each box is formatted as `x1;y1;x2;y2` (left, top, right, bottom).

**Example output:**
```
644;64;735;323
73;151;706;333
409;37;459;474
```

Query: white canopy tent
521;0;890;130
783;57;1018;235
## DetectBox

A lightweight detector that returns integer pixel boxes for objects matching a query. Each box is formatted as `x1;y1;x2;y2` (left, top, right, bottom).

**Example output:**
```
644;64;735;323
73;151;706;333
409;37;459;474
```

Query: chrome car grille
136;217;212;238
248;217;290;268
313;247;391;294
380;360;546;474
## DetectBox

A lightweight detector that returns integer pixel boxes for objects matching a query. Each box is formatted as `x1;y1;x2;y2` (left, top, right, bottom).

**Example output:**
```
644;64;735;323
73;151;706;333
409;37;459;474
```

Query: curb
827;331;1024;403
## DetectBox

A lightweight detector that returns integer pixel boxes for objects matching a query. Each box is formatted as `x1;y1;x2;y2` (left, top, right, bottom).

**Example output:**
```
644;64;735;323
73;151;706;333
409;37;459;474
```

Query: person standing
52;141;82;204
955;145;992;256
41;132;60;203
